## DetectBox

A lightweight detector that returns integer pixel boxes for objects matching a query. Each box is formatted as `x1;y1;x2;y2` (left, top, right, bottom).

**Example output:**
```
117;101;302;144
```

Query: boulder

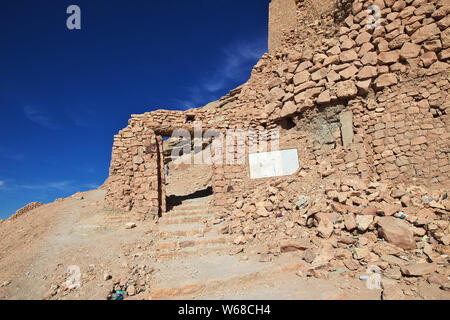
356;215;373;232
269;87;285;102
293;71;311;85
339;65;358;79
401;263;437;277
127;285;136;296
390;189;405;198
315;212;337;239
264;102;278;115
356;79;372;95
303;249;315;263
296;196;309;209
382;286;405;300
353;247;369;260
317;221;334;239
378;51;400;64
421;51;438;67
381;254;406;267
340;49;358;63
361;51;378;65
361;205;378;216
256;205;270;217
372;242;402;256
344;213;357;230
317;90;331;104
357;66;378;80
233;235;246;245
280;238;310;252
125;222;137;229
377;217;415;250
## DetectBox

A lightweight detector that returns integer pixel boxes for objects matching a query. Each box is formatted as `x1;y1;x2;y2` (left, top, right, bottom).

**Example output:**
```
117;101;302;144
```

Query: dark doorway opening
161;135;213;214
166;186;213;211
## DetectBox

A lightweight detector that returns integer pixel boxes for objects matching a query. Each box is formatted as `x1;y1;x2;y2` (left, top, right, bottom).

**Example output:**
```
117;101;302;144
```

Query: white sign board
249;149;299;179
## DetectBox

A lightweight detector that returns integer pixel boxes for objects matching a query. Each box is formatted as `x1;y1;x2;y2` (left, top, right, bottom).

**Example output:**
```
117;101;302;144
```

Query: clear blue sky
0;0;268;219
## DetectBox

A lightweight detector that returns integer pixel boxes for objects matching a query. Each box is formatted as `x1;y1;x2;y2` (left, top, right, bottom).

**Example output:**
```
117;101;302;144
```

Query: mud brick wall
269;0;298;53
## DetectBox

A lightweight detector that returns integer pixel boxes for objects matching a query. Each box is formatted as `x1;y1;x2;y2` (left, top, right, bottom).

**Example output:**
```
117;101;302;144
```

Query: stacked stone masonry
105;0;449;222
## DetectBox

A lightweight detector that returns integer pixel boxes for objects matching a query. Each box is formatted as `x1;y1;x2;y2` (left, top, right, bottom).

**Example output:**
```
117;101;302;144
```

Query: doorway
161;135;213;213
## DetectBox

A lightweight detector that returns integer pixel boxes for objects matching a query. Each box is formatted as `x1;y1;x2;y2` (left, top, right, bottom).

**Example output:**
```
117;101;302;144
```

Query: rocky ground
0;162;448;300
218;170;450;300
0;190;156;300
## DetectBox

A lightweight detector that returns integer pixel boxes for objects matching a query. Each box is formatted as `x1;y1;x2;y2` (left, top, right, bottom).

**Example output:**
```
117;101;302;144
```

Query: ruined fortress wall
366;73;449;186
249;0;449;186
269;0;298;53
105;110;192;219
241;0;448;182
105;0;449;220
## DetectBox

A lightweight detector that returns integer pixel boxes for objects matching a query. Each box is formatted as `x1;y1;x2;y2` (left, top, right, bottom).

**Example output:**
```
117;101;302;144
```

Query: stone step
177;197;213;206
169;205;209;211
106;216;130;224
158;214;210;225
149;259;304;300
153;235;231;251
165;210;211;218
157;221;205;232
157;227;213;240
151;243;231;260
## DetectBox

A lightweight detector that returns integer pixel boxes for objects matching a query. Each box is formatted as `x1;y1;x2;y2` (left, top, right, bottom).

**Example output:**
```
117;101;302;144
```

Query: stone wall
269;0;298;53
106;125;161;220
105;0;449;221
366;73;449;186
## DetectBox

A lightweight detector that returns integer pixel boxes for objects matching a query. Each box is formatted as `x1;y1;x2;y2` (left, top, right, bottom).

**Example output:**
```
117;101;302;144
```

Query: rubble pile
217;171;449;297
8;202;44;221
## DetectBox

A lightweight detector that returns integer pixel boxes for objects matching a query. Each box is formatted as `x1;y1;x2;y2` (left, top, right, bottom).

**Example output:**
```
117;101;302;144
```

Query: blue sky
0;0;268;219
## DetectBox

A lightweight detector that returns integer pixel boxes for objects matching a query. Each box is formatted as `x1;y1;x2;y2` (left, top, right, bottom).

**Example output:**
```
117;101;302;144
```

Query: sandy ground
0;190;157;300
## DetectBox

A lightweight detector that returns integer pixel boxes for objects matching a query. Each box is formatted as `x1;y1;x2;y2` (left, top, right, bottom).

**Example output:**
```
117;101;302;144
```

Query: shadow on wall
275;102;346;151
166;186;213;211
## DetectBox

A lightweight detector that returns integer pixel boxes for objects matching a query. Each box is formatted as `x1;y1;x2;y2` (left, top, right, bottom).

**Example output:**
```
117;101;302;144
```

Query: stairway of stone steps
147;194;310;299
150;194;232;260
104;211;146;227
104;212;136;226
147;194;383;300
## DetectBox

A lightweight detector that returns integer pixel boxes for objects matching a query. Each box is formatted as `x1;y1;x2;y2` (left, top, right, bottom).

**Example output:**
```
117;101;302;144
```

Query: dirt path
0;190;157;300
